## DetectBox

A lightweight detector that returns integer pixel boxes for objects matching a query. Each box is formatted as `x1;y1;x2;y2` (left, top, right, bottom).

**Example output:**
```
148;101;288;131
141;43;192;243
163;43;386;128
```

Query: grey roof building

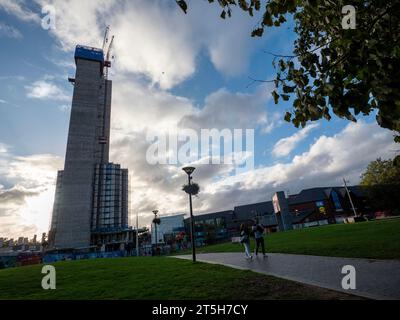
183;186;369;243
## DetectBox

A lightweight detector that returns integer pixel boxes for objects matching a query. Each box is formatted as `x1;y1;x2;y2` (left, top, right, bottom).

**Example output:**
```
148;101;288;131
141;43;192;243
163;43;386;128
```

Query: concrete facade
272;191;293;231
49;46;127;250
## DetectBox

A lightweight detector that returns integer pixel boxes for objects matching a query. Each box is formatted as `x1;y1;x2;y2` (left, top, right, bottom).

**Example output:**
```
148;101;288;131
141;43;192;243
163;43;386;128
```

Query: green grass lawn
183;219;400;259
0;257;358;300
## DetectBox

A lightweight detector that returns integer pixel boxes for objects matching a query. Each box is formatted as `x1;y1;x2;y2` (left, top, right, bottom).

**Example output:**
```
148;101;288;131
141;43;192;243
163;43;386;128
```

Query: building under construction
48;39;133;252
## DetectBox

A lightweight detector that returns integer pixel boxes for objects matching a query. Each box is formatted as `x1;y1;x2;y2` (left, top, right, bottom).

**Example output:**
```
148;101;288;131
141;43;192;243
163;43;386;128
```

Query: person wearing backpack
252;219;267;258
239;224;253;260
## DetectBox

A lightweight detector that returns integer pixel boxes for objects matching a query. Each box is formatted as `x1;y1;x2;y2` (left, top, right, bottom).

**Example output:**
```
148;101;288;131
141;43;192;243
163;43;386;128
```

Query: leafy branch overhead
176;0;400;146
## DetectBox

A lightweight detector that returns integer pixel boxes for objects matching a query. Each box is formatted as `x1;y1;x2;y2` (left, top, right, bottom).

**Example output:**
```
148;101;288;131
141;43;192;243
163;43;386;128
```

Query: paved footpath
175;252;400;300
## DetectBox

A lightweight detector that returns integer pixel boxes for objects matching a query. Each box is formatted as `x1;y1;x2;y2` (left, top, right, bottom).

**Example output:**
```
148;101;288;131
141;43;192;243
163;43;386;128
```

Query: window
331;190;343;211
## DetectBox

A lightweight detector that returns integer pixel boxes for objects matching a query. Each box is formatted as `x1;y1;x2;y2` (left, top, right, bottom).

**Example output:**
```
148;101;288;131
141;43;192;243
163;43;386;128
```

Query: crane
104;33;114;79
102;25;110;51
101;26;115;78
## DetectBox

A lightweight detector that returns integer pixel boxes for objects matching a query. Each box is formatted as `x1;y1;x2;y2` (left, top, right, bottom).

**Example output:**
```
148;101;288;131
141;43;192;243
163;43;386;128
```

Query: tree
176;1;400;147
361;158;400;186
360;158;400;213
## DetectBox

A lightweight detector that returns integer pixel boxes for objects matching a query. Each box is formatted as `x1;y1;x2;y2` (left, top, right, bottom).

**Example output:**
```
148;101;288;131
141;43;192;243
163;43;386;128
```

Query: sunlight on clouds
205;122;395;198
30;0;264;89
20;186;56;235
272;123;320;158
0;148;62;238
25;79;70;102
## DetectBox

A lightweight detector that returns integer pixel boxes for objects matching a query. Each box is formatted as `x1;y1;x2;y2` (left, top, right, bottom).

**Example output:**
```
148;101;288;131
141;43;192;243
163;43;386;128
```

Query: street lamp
152;210;159;255
183;166;196;262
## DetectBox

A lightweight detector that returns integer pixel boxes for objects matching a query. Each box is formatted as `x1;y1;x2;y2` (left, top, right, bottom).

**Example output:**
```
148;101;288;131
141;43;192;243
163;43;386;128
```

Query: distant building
183;185;370;244
184;210;234;246
288;186;368;228
151;214;185;245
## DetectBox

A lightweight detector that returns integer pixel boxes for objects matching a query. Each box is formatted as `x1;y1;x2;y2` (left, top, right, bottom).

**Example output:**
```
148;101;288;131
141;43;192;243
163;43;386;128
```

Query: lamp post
136;211;139;257
183;166;196;262
152;210;159;255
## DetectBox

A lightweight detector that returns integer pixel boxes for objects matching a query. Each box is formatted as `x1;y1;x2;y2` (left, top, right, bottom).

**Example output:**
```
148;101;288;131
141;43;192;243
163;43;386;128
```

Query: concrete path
175;252;400;300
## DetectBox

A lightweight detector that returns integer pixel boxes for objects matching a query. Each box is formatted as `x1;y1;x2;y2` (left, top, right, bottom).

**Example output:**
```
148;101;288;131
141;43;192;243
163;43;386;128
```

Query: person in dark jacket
240;224;253;260
252;219;267;258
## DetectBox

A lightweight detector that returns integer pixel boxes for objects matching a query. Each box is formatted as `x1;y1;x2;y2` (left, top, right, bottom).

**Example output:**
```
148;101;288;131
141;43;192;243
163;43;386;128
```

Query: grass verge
0;257;360;300
180;219;400;259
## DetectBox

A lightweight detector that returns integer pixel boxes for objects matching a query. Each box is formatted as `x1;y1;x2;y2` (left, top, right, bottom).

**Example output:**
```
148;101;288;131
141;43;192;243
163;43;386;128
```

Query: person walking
252;219;267;258
239;224;253;260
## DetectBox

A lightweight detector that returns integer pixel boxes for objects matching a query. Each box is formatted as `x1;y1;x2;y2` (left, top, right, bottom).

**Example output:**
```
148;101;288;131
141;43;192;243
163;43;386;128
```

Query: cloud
0;99;6;104
188;2;263;77
25;79;70;101
110;130;238;228
0;0;40;23
0;145;63;238
57;104;71;112
0;75;25;81
110;116;395;228
272;123;320;157
0;22;22;39
0;187;39;207
111;75;195;134
201;121;395;212
0;143;7;153
26;0;267;90
106;81;274;227
178;86;271;131
34;0;115;50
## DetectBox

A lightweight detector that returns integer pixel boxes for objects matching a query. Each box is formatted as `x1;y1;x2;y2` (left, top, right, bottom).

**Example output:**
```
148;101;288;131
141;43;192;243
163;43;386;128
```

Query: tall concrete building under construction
49;44;130;251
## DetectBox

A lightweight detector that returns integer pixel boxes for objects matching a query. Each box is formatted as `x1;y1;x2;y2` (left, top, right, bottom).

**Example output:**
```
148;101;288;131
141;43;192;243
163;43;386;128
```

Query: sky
0;0;396;239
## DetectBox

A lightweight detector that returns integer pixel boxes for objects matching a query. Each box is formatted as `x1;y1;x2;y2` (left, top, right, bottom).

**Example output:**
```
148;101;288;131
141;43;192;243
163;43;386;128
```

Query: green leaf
262;12;273;26
176;0;188;14
283;85;295;93
272;91;280;104
251;27;264;37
